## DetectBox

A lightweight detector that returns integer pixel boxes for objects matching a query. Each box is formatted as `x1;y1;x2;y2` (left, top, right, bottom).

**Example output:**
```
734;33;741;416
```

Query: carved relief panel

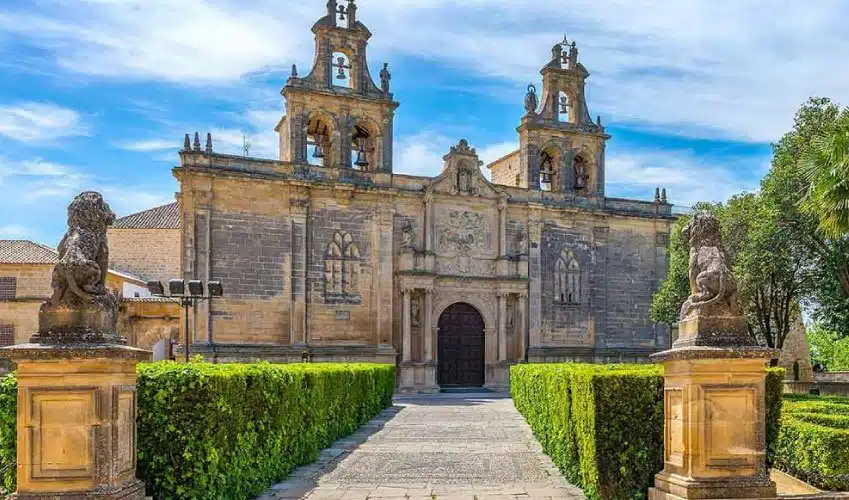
434;208;496;277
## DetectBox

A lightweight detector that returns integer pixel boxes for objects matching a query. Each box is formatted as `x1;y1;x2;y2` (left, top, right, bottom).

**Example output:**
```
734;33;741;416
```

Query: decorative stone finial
654;188;661;203
596;115;602;126
205;133;213;154
34;192;122;345
524;84;538;115
193;132;201;152
183;133;191;151
661;188;668;204
291;64;298;77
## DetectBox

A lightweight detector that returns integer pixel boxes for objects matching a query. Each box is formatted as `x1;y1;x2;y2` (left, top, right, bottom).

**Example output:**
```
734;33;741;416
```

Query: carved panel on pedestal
664;388;685;468
30;388;98;480
704;387;756;468
113;386;137;476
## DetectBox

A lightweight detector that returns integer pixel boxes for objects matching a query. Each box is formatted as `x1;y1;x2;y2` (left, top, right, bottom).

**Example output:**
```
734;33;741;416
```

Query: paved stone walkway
258;393;584;500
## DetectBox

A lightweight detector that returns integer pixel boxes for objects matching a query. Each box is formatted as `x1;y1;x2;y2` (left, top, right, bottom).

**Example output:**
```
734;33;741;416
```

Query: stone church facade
176;1;675;391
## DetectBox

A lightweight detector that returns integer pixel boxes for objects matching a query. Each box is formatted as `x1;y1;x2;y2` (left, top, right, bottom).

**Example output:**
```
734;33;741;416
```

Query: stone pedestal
649;347;778;500
3;344;150;499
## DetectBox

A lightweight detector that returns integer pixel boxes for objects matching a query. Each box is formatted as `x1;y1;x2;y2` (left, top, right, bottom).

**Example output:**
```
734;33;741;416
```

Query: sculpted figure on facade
524;84;538;115
401;219;415;249
679;211;741;320
380;63;391;95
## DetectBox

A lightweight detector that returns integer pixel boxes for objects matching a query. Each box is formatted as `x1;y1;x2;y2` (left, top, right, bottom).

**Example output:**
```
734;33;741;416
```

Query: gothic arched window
554;250;581;304
325;230;362;303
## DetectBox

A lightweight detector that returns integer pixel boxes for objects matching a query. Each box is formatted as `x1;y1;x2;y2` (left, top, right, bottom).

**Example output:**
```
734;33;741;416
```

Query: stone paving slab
257;393;584;500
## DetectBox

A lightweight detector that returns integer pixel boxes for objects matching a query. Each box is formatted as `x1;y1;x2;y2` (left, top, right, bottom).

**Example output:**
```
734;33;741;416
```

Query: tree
801;109;849;238
808;323;849;371
761;98;849;337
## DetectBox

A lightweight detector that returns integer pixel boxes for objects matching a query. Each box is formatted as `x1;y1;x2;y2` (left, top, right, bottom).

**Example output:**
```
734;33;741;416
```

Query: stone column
497;197;507;257
1;192;150;500
423;289;434;362
422;288;438;392
518;292;528;361
497;292;507;362
399;287;415;392
527;210;544;353
649;212;777;500
423;190;436;273
290;198;309;347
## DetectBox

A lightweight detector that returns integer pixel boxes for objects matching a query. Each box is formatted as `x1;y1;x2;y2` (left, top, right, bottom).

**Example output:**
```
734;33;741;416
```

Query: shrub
773;394;849;490
512;364;785;500
512;364;664;500
137;362;394;499
0;362;394;499
0;373;15;496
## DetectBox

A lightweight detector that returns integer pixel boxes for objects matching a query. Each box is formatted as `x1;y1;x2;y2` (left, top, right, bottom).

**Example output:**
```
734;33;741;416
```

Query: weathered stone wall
119;298;181;350
108;228;181;282
0;264;52;343
489;151;522;187
778;315;814;383
815;372;849;396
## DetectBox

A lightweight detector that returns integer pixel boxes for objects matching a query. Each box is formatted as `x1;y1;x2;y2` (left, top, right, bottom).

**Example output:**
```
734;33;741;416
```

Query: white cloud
605;149;769;208
0;102;88;143
4;0;844;143
116;139;179;152
0;224;33;239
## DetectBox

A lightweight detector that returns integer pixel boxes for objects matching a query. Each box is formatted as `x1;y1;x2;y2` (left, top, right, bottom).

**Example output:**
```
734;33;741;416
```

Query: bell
312;142;325;159
336;66;347;80
354;142;369;168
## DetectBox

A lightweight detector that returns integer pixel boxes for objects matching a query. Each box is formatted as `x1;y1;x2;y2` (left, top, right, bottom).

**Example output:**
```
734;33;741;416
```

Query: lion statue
679;211;742;320
48;191;116;307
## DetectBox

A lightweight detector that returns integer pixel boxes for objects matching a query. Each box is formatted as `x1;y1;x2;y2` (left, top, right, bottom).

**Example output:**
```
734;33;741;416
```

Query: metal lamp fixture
146;278;225;362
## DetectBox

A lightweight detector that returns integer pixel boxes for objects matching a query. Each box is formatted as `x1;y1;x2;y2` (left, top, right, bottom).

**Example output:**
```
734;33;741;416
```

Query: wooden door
437;303;485;387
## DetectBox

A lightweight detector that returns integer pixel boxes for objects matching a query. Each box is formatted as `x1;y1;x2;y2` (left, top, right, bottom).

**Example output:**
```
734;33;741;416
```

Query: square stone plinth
650;347;777;500
2;344;149;499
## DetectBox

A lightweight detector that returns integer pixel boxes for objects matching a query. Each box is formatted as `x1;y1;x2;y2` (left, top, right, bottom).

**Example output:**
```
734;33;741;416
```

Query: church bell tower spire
276;0;399;172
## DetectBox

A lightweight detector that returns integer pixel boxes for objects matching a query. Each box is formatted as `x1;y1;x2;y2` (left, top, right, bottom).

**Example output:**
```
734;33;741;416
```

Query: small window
0;277;16;300
0;324;14;347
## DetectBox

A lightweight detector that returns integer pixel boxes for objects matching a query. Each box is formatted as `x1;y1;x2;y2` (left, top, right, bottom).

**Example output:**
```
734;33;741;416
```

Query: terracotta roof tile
0;240;58;264
112;202;180;229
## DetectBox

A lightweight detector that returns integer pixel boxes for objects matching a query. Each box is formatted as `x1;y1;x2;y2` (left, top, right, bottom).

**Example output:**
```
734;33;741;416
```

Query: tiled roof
0;240;58;264
112;202;180;229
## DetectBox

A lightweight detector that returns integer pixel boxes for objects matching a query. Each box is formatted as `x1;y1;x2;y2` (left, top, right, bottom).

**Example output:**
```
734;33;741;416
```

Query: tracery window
554;250;581;304
325;230;361;303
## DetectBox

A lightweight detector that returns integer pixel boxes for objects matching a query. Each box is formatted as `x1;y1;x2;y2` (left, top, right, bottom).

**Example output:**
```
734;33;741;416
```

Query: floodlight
168;279;185;296
187;280;203;297
207;281;224;297
146;280;164;296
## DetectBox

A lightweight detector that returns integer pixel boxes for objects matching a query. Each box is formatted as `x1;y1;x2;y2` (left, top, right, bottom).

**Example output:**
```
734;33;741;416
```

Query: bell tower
513;37;609;195
276;0;399;172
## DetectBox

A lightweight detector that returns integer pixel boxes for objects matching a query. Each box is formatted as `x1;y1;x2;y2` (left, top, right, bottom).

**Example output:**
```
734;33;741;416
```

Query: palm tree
801;110;849;238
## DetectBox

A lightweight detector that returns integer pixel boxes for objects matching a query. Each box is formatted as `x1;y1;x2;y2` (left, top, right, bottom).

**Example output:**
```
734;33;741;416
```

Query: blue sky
1;0;848;247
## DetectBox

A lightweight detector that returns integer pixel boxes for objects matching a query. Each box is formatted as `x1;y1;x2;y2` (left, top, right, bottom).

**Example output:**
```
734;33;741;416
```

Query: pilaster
290;197;310;347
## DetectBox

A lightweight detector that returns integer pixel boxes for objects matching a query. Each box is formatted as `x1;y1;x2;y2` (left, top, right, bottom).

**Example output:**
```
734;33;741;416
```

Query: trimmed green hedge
512;364;785;500
773;394;849;490
0;373;15;497
0;362;394;499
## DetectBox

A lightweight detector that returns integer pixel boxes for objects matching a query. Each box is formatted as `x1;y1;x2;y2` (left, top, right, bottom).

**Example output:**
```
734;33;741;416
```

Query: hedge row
773;394;849;490
0;362;394;499
511;363;784;500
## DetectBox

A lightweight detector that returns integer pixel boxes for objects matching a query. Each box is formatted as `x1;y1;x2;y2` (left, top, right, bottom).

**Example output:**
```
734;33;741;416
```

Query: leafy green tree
808;323;849;371
762;97;849;336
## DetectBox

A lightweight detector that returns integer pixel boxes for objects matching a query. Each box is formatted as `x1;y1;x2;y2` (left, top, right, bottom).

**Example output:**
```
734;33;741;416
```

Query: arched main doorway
437;303;485;388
